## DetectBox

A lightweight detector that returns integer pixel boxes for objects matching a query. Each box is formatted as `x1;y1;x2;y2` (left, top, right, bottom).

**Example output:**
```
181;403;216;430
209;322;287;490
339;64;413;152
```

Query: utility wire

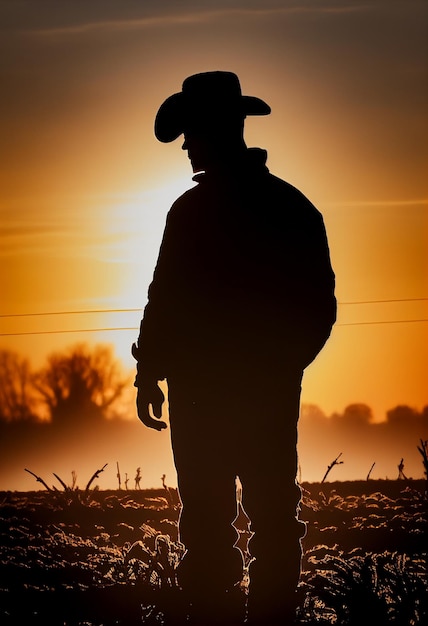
1;299;427;336
336;319;428;327
0;327;139;337
340;298;428;305
0;308;142;318
1;298;427;319
1;319;428;337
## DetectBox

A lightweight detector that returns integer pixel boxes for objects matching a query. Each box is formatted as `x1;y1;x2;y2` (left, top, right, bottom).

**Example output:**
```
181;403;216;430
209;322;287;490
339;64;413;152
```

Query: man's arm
296;204;336;368
131;342;167;431
131;201;186;430
136;384;167;431
276;186;336;370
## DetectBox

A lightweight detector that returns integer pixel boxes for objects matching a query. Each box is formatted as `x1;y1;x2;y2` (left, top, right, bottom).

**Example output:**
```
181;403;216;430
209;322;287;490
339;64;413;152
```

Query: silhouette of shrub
0;483;426;623
299;550;427;625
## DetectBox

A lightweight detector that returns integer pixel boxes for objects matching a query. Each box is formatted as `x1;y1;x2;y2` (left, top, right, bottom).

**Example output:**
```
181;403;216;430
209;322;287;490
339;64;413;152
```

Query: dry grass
0;481;426;624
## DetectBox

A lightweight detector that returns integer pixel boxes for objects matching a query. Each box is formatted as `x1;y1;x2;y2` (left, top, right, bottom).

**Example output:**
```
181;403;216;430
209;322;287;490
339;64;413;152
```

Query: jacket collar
192;147;269;183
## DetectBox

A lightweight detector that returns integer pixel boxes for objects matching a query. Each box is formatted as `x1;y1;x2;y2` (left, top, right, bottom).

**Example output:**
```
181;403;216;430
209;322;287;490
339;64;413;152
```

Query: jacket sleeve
133;202;184;384
289;198;337;369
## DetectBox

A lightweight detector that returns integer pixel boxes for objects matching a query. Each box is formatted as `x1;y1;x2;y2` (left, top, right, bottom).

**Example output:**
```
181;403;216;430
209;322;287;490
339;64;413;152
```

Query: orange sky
1;1;427;488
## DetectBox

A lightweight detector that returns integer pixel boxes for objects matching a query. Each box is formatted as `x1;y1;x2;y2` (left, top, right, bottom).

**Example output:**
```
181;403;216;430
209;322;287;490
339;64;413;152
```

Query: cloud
1;0;395;39
328;199;428;209
37;3;366;37
0;205;105;259
26;14;205;38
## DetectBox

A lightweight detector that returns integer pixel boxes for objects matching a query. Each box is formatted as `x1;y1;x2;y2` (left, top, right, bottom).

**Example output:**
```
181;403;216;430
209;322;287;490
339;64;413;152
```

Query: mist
1;401;426;491
298;403;428;483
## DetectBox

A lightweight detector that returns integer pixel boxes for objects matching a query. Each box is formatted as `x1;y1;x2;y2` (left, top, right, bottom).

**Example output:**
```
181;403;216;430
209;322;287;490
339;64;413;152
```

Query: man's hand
136;380;167;431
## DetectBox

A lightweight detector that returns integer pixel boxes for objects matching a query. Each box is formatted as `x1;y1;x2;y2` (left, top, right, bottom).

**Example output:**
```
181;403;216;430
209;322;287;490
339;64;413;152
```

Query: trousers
167;365;305;624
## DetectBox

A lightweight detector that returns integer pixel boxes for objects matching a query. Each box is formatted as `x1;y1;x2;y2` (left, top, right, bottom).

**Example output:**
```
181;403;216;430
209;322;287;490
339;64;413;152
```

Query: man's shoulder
167;170;322;221
170;182;202;209
265;173;323;218
267;172;309;201
164;183;206;228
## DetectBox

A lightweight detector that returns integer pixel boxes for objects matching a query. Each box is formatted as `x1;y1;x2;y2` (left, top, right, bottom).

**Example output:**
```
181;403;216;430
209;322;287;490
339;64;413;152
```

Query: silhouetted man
132;72;336;625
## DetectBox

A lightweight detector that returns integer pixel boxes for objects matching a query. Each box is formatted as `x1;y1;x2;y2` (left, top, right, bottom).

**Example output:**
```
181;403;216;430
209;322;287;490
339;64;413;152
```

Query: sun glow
100;176;194;303
89;175;195;366
1;1;427;492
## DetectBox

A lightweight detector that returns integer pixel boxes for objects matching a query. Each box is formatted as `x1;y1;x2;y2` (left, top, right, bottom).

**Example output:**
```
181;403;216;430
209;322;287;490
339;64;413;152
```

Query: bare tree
116;461;122;490
417;439;428;481
321;453;344;483
135;467;142;489
397;458;408;480
0;350;38;422
366;462;376;481
34;343;129;425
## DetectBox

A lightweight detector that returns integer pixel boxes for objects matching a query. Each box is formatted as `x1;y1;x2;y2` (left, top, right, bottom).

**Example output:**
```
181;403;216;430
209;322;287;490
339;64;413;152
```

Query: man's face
182;115;244;173
182;128;221;173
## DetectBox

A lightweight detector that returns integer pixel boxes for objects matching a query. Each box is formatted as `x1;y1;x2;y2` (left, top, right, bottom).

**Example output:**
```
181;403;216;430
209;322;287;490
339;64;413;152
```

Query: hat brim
154;92;271;143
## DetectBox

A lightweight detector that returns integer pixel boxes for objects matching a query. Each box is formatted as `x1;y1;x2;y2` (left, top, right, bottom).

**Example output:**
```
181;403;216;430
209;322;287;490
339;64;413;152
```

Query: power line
0;308;142;318
1;298;427;319
1;299;427;337
1;319;428;337
0;327;139;337
340;298;428;305
337;319;428;327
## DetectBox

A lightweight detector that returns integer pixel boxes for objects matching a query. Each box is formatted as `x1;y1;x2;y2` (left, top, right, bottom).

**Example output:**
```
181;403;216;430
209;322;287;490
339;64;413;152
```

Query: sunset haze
1;1;427;490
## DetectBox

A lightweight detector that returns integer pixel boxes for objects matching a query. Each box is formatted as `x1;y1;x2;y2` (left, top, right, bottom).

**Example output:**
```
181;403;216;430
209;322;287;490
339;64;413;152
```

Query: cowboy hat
154;71;271;143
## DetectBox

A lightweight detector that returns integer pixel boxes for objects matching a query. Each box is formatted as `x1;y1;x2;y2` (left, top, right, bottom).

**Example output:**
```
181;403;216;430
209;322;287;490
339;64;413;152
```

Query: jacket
134;148;336;382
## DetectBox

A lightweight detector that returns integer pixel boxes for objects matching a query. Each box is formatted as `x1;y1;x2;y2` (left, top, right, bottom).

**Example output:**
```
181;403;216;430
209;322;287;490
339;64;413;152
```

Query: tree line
0;344;130;426
1;343;427;482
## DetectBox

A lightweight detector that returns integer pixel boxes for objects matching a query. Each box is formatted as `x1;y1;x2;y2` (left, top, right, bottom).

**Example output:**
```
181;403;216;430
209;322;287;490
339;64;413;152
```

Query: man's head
154;71;271;172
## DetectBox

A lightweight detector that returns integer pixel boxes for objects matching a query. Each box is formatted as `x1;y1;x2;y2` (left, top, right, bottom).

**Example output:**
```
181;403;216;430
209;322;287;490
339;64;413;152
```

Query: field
0;480;427;625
